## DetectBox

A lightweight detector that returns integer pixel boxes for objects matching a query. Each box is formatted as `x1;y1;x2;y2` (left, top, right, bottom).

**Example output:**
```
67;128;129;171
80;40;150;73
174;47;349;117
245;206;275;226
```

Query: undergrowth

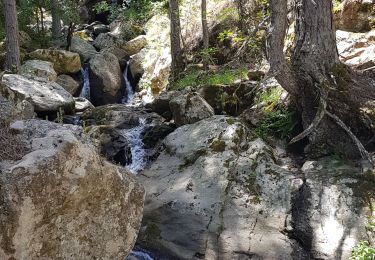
171;68;248;90
350;241;375;260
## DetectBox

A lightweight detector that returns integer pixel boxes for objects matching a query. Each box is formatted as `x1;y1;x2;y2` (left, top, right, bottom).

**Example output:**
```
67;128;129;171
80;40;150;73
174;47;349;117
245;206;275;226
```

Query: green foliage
255;108;297;140
197;47;218;66
171;68;248;90
350;241;375;260
333;0;343;14
259;87;283;112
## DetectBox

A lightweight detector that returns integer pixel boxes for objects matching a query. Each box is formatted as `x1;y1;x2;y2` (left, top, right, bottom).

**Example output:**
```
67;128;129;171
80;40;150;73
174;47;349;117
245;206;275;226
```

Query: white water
128;250;154;260
80;67;91;100
122;118;148;174
121;61;134;104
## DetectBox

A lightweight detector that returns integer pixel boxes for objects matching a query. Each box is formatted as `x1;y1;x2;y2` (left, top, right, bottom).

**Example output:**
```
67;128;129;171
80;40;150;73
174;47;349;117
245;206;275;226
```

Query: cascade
122;118;148;174
121;61;134;104
79;67;91;100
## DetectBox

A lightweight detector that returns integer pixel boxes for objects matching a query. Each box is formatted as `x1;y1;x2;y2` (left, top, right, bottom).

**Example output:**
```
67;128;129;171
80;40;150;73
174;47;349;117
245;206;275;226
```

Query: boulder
28;49;81;74
89;52;123;106
74;97;94;112
93;33;116;50
1;74;74;114
137;116;298;259
150;91;177;120
122;35;148;56
198;82;256;116
0;93;34;123
56;74;80;95
335;0;375;32
129;51;145;79
71;36;98;62
136;116;374;259
294;159;374;259
82;104;164;129
169;92;215;126
20;60;57;81
0;120;145;259
87;125;132;166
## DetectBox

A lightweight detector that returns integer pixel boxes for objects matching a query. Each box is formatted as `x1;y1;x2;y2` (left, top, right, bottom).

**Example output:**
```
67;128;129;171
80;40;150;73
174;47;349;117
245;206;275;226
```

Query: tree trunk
3;0;21;73
201;0;209;70
40;6;45;33
51;0;62;47
268;0;375;159
169;0;184;81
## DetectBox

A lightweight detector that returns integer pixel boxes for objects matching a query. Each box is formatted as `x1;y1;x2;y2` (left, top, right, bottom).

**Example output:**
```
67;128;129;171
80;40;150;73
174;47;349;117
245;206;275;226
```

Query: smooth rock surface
1;74;74;114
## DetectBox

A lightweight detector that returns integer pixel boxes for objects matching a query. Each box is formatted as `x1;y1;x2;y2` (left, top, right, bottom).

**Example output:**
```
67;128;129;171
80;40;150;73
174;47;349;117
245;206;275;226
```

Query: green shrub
350;241;375;260
255;108;297;140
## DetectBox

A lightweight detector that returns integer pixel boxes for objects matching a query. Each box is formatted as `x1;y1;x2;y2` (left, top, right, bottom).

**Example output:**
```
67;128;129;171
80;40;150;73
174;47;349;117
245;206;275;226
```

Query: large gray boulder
28;49;81;74
71;36;98;62
169;92;215;126
20;60;57;81
137;116;373;259
93;33;116;50
137;116;298;259
121;35;148;56
0;120;145;259
89;53;123;106
0;74;74;114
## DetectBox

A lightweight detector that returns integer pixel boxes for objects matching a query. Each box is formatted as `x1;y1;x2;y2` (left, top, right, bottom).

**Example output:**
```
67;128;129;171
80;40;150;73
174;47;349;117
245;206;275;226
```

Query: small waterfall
121;61;134;104
80;67;91;100
122;118;148;174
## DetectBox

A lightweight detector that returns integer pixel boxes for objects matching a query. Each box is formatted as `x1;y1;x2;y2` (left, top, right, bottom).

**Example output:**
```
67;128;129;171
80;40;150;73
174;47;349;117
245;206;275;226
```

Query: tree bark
51;0;62;47
267;0;375;158
3;0;21;73
169;0;184;81
201;0;209;70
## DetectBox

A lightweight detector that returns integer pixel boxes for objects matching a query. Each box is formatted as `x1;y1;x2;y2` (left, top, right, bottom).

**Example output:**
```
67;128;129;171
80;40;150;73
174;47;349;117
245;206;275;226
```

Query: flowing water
80;67;91;100
122;118;148;174
121;61;134;104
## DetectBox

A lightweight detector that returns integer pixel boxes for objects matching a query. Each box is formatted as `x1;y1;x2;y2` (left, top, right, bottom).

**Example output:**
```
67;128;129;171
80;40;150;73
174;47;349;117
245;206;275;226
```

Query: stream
76;65;155;259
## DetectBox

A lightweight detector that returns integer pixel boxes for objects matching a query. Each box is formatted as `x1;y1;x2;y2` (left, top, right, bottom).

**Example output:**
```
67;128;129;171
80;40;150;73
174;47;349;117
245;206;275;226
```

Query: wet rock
71;36;98;62
0;120;145;259
1;74;74;114
20;60;57;81
89;52;123;106
87;125;132;166
142;123;175;149
56;74;80;95
169;92;215;126
28;49;81;74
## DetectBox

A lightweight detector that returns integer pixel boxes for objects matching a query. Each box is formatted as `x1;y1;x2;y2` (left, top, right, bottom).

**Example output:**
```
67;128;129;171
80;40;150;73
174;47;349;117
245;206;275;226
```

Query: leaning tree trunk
51;0;62;47
3;0;21;73
201;0;209;70
169;0;184;81
267;0;375;160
